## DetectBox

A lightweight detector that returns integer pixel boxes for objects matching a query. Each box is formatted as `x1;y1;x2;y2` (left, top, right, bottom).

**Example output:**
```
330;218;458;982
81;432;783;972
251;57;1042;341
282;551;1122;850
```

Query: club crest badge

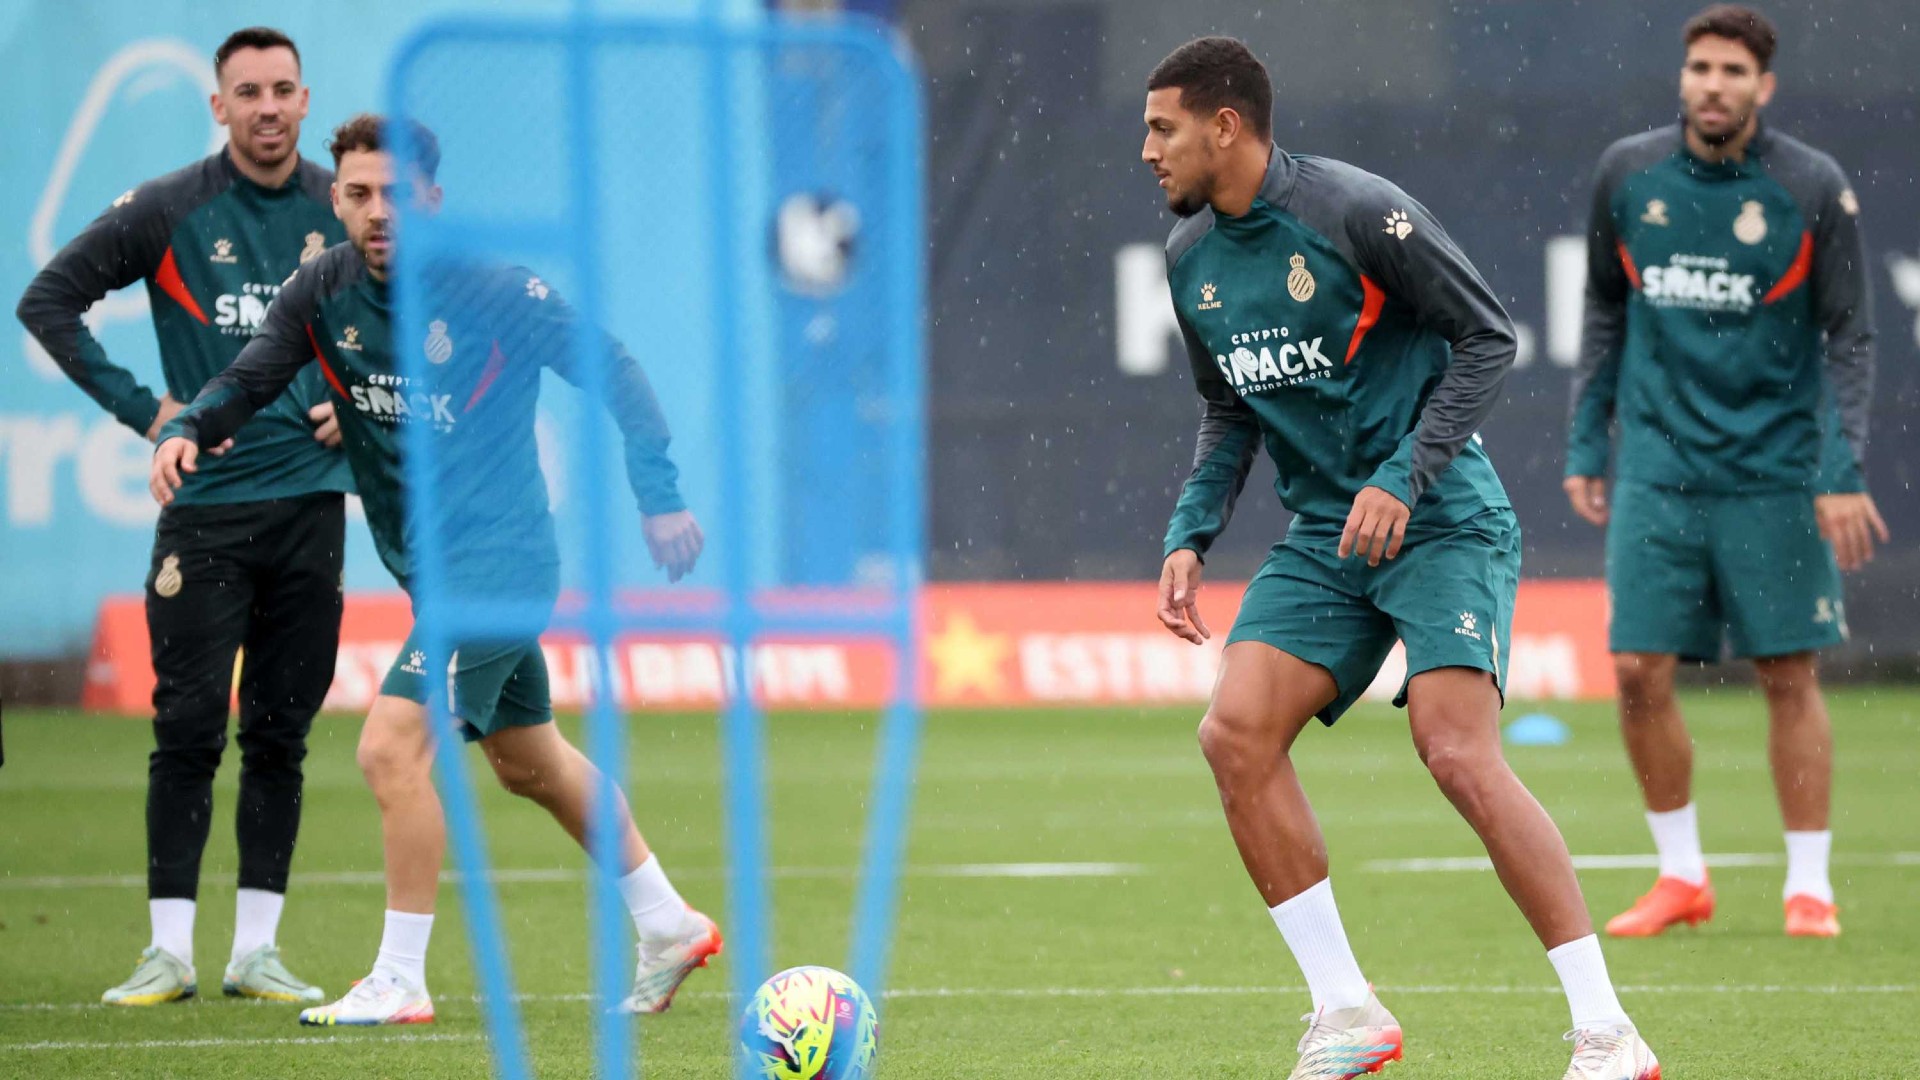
154;554;183;598
424;320;453;365
1286;253;1316;302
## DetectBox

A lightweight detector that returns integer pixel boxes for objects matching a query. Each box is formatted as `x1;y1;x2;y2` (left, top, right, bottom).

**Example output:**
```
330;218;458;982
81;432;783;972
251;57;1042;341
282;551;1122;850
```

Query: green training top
1163;147;1516;558
16;149;352;505
164;243;686;592
1567;122;1874;494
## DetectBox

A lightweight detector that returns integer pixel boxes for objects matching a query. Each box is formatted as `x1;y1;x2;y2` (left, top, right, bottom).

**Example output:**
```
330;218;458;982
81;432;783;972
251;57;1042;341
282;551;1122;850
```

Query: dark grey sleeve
1344;188;1518;509
1807;160;1874;487
1163;313;1261;560
1568;153;1630;477
15;183;174;433
509;274;686;515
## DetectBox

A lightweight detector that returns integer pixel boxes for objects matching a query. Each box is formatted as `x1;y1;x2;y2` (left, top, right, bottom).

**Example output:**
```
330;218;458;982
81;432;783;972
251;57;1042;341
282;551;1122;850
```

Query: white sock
231;888;285;964
1645;803;1706;885
618;854;690;943
1268;878;1371;1013
372;910;434;988
1783;830;1834;903
1548;934;1631;1030
149;898;196;969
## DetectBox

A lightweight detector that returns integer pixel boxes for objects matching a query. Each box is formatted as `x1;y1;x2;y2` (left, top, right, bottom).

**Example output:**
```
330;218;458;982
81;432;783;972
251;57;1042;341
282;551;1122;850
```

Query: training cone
1504;712;1571;746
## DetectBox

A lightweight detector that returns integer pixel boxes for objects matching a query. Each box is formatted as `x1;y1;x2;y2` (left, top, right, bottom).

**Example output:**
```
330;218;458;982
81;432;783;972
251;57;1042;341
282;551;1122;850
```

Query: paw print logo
1201;282;1216;303
406;650;426;672
525;276;550;300
1459;611;1477;632
1382;209;1413;240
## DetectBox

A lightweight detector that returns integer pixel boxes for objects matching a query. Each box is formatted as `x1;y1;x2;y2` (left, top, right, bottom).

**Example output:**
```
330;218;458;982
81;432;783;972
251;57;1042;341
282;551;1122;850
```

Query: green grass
2;691;1917;1077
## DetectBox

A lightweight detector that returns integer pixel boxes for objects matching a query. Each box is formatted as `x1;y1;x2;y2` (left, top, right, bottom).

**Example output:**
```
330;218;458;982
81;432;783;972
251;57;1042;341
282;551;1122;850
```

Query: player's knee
150;725;227;769
1756;653;1820;705
1415;735;1495;806
240;743;307;781
1613;654;1676;711
488;756;548;800
356;727;427;791
237;726;308;772
1197;707;1268;778
152;689;234;758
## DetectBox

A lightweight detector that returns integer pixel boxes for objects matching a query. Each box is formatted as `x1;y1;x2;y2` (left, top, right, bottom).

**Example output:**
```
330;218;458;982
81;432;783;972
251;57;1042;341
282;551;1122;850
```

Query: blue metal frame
388;15;924;1079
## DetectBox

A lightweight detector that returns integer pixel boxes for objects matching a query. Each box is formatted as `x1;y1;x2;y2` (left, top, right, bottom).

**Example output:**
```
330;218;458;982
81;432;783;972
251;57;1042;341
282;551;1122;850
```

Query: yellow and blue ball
739;966;878;1079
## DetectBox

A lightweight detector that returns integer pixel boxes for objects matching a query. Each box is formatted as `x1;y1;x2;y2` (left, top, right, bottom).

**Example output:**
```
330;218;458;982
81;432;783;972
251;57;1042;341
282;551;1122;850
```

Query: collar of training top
1256;144;1300;211
1673;116;1775;175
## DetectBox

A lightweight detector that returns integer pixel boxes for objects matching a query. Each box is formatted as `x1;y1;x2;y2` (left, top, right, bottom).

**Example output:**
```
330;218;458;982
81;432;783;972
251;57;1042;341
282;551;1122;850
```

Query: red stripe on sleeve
305;325;350;399
463;342;510;412
1616;241;1642;290
1762;231;1814;304
152;246;210;325
1344;274;1386;364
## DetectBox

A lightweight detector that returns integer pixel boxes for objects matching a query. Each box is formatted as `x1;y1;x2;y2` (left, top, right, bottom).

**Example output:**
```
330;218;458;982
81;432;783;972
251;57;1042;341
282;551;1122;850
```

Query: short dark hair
1147;36;1273;141
1683;4;1778;71
215;27;301;80
328;113;442;182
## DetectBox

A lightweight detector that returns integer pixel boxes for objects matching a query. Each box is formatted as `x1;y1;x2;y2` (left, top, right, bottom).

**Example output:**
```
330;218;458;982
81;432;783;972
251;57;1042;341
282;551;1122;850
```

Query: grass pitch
2;690;1916;1078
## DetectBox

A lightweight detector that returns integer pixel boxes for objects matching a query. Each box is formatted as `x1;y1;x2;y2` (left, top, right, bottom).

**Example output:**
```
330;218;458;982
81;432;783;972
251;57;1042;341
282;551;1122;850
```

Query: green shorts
1606;482;1846;662
380;628;554;742
1226;508;1521;725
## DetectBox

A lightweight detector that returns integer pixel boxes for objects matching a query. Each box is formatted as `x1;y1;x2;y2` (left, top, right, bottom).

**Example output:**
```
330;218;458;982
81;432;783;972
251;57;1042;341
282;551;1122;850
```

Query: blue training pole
379;106;534;1080
702;19;775;1078
848;34;929;1001
555;5;641;1079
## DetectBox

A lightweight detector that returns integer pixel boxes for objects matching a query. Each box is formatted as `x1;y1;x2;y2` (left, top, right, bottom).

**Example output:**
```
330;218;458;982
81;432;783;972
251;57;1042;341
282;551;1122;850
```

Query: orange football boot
1784;894;1840;937
1604;875;1714;937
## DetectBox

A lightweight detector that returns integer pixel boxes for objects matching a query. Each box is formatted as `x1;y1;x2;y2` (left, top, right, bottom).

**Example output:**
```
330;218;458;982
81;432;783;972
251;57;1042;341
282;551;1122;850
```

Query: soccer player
1145;38;1659;1080
1565;4;1883;940
150;114;719;1025
17;27;348;1007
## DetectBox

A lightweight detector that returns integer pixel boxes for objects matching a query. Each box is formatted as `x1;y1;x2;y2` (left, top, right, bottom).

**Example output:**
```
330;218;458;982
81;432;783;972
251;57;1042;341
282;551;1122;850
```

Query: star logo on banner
926;612;1011;700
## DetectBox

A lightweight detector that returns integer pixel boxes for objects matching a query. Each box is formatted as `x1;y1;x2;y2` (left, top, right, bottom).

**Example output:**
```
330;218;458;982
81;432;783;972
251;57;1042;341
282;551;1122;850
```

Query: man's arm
161;263;323;451
514;275;701;580
1568;160;1630;480
1802;160;1888;570
1159;310;1258;643
1162;315;1260;561
1562;153;1631;525
1345;188;1518;513
1808;165;1874;495
15;184;175;435
517;279;686;516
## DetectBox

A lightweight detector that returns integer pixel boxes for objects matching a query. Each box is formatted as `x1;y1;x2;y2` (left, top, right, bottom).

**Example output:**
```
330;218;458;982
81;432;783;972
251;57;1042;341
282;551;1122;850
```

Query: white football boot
102;947;196;1006
619;908;723;1014
223;945;325;1004
1561;1025;1660;1080
298;970;434;1026
1287;990;1404;1079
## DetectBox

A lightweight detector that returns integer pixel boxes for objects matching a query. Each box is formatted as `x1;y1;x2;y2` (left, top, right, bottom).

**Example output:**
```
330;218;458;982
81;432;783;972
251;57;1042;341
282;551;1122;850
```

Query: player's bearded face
213;47;308;172
1679;36;1774;147
333;151;440;279
1142;88;1222;218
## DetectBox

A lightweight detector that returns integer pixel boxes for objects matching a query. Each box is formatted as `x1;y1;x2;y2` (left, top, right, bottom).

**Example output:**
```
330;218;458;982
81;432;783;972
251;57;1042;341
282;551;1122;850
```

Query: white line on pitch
0;862;1143;891
3;1033;478;1052
1363;852;1920;873
7;982;1913;1015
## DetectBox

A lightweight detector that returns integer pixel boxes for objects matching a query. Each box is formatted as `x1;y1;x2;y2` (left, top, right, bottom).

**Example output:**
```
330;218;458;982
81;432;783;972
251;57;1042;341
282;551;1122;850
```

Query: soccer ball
738;965;878;1079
